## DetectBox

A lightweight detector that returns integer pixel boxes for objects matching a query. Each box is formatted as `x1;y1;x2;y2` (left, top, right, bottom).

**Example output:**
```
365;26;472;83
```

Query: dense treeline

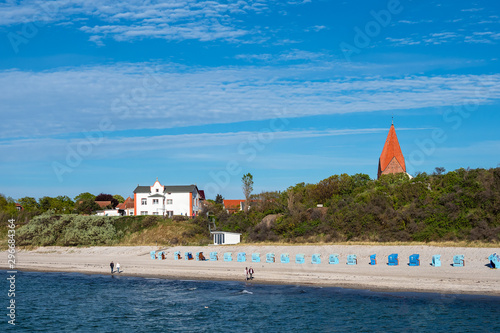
2;167;499;246
0;192;126;225
209;167;500;243
13;213;210;247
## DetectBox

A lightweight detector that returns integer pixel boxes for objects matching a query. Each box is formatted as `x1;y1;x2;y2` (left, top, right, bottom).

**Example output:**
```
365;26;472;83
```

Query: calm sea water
3;270;500;332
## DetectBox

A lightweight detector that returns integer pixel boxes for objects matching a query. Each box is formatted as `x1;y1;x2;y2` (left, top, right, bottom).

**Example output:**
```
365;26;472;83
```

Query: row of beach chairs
149;251;473;267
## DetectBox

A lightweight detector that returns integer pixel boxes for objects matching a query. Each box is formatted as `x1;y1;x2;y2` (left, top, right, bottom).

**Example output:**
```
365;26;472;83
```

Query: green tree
75;199;100;215
0;194;16;214
242;173;254;213
38;196;54;211
17;197;39;211
215;194;224;204
54;196;74;213
434;167;446;175
113;195;125;203
74;192;95;203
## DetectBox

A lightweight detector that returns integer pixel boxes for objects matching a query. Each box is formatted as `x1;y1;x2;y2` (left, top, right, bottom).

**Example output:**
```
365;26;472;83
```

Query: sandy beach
4;245;500;296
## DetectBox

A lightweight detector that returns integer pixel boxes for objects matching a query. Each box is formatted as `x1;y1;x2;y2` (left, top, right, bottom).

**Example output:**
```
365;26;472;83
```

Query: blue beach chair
329;254;339;265
157;251;164;260
409;254;420;266
311;254;321;264
252;253;260;263
150;251;156;260
453;255;465;267
431;255;441;267
489;253;500;269
347;254;357;265
237;252;246;262
210;252;218;261
174;251;181;260
266;253;275;263
388;253;399;266
224;252;232;262
295;254;305;264
280;253;290;263
369;254;376;265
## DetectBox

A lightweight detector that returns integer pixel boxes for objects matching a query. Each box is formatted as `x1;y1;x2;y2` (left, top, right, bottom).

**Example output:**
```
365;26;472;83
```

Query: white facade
96;209;121;216
211;231;241;245
134;180;203;217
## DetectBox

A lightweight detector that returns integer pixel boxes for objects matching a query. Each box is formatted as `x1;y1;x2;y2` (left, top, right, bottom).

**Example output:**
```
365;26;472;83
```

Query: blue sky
0;0;499;200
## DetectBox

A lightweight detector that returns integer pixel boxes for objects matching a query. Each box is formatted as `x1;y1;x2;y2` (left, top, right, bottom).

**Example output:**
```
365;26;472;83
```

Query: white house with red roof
116;196;135;216
133;179;203;217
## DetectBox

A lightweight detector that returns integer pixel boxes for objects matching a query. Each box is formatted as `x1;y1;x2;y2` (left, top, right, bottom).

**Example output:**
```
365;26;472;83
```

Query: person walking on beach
110;261;114;274
245;267;249;281
116;262;121;273
249;267;254;280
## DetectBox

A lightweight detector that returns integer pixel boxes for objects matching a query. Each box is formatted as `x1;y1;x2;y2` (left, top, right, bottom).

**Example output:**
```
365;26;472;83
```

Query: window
153;199;159;204
167;199;173;204
156;189;159;192
152;212;158;215
141;211;148;215
141;198;147;205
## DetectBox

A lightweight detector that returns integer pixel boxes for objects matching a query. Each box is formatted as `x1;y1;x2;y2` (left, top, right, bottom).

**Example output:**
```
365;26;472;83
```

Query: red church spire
378;123;406;179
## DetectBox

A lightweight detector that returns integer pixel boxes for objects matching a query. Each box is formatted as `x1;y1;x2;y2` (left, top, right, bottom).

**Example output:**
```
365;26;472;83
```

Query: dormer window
156;189;159;192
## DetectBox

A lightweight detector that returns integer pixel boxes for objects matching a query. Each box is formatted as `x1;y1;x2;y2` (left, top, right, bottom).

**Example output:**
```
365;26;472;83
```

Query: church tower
378;121;406;179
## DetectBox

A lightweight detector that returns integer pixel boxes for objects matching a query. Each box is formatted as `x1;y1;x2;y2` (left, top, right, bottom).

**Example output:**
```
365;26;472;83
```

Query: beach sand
4;245;500;296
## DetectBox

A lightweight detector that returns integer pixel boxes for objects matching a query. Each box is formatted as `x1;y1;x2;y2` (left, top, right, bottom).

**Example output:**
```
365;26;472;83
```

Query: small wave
240;290;253;295
188;287;197;291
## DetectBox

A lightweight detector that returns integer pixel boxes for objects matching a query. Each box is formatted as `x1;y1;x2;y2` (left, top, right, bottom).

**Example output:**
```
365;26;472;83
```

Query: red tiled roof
95;201;112;208
379;124;406;173
116;197;134;210
199;190;206;200
223;199;245;211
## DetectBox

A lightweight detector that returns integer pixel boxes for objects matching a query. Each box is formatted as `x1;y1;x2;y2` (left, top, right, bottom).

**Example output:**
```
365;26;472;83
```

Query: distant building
116;196;134;216
378;122;406;179
223;199;246;214
15;203;23;211
95;209;121;217
133;179;203;217
95;201;112;209
223;199;258;213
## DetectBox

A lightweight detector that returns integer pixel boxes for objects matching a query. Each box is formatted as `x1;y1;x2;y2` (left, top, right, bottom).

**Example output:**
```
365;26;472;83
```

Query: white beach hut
211;231;241;245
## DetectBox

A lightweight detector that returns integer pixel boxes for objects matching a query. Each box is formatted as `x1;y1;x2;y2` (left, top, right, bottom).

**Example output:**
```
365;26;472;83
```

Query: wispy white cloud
461;8;484;12
0;127;422;163
1;63;499;139
0;0;292;43
235;49;328;62
387;30;500;46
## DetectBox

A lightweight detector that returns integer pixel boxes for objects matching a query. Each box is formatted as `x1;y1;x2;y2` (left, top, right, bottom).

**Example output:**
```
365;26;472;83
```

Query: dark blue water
2;270;499;332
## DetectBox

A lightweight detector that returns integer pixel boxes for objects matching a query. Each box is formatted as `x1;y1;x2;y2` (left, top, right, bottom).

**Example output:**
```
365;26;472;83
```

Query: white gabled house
133;179;203;217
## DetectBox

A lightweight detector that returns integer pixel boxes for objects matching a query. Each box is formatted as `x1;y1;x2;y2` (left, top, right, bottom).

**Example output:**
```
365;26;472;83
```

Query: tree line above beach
1;167;499;246
210;167;500;243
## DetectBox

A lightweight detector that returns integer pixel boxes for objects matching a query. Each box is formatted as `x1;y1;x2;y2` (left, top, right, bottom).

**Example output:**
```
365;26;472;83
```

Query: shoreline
12;267;500;298
4;245;500;297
